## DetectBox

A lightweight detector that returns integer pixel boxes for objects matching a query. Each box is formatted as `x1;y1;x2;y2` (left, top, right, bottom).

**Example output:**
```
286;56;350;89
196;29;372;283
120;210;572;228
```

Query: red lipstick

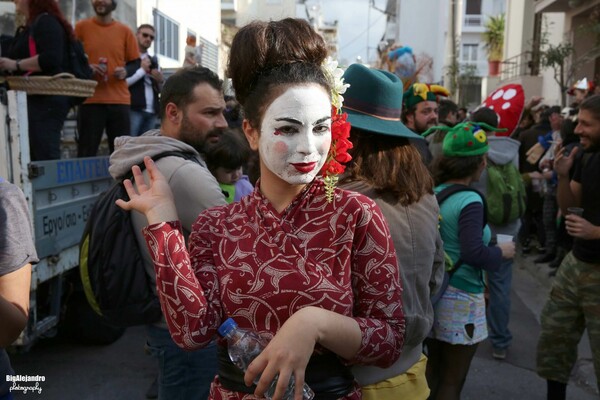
292;162;317;173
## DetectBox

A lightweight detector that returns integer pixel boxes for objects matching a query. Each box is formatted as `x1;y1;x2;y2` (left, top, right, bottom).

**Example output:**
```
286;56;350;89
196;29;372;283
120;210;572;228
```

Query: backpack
431;184;487;306
66;39;93;81
485;161;526;225
79;151;199;327
62;39;93;107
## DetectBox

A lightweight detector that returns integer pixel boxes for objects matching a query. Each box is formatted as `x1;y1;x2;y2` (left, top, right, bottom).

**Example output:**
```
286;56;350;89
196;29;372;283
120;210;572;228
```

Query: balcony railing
500;51;540;81
464;15;483;27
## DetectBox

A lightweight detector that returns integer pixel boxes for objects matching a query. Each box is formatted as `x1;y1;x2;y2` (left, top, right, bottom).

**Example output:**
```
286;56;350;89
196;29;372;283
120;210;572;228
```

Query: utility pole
396;0;401;45
443;0;459;101
71;0;76;27
367;0;371;63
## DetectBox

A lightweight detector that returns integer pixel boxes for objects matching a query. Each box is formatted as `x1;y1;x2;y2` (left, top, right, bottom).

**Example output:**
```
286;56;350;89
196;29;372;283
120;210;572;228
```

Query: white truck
1;88;125;349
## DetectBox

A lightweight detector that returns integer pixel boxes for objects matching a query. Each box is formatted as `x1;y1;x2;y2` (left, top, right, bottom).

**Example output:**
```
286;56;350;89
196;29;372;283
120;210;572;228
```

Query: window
197;36;219;73
153;9;179;60
462;44;478;62
465;0;482;15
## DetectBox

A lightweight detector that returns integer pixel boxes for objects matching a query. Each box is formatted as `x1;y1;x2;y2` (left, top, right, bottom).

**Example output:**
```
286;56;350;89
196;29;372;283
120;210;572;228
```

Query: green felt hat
341;64;422;139
422;122;505;157
403;83;451;109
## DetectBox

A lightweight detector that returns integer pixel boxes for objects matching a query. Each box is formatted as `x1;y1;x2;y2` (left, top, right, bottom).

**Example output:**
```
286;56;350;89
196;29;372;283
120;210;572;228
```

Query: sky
316;0;388;66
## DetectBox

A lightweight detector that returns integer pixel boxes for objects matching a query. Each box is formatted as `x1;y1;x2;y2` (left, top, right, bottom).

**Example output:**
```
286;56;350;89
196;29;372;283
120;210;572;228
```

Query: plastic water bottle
218;318;315;400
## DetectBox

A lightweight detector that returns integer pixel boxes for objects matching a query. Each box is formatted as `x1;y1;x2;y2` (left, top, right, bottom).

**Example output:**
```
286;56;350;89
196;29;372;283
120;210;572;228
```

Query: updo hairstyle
227;18;331;129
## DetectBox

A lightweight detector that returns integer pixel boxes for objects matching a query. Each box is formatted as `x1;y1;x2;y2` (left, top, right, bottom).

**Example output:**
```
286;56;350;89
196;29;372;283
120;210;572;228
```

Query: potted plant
482;14;505;77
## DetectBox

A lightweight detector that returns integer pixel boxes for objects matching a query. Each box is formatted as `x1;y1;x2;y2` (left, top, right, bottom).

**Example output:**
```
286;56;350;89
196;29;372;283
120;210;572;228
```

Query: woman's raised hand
115;156;179;224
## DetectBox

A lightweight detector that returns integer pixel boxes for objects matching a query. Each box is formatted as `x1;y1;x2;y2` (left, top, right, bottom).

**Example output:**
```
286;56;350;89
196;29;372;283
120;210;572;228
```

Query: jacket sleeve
125;26;141;62
457;202;503;271
347;197;405;368
125;59;145;86
143;219;220;349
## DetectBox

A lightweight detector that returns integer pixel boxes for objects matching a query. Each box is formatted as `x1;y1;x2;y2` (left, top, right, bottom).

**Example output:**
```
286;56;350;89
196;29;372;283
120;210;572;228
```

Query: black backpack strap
435;184;488;227
119;150;200;181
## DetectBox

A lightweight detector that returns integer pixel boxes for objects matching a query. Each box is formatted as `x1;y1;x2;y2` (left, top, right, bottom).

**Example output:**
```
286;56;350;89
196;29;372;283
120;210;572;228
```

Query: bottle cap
218;318;238;337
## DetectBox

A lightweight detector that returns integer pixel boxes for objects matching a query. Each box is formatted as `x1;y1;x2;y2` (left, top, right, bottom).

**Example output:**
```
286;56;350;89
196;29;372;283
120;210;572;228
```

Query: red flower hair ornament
321;59;353;202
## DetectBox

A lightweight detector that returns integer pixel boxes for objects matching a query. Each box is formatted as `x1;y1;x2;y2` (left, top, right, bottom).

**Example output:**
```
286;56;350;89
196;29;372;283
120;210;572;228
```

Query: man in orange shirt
75;0;139;156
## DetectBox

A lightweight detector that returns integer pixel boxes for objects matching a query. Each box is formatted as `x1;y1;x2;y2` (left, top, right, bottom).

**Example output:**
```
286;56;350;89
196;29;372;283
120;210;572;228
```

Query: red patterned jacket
143;180;405;399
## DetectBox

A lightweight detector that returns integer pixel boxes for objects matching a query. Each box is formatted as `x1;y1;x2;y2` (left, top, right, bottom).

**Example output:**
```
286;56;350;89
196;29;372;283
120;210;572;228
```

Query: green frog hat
422;122;506;157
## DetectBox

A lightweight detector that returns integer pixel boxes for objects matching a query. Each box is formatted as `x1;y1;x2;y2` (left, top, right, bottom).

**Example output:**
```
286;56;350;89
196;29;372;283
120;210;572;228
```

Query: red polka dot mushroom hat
479;83;525;137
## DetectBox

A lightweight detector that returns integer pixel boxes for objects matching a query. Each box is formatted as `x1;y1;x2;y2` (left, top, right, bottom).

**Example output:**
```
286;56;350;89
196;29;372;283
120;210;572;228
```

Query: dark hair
537;106;554;127
137;24;155;33
519;109;534;127
540;105;562;123
205;129;251;172
560;118;579;146
439;99;459;122
578;95;600;121
459;107;468;114
28;0;74;40
341;127;434;206
431;155;485;186
470;107;498;128
227;18;330;129
159;66;222;119
401;104;416;123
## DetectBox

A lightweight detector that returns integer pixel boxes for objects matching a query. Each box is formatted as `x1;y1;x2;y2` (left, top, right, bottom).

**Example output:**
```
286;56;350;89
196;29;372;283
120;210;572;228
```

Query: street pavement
462;251;598;399
9;251;600;400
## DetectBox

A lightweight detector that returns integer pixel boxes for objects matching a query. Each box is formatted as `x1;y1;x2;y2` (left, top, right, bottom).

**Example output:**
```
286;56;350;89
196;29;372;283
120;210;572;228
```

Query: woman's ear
243;120;259;151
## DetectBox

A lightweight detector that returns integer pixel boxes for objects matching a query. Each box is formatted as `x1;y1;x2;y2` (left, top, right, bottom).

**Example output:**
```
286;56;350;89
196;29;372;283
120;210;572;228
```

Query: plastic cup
567;207;584;217
496;234;514;244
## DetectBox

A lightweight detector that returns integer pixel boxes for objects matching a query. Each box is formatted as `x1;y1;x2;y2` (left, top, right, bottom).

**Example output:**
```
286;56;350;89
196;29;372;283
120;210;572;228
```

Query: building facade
500;0;600;107
221;0;339;61
1;0;222;76
382;0;506;108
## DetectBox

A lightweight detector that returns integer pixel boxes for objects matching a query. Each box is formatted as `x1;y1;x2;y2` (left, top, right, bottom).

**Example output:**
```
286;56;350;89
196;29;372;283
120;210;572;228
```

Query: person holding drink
116;18;405;400
536;94;600;400
75;0;139;156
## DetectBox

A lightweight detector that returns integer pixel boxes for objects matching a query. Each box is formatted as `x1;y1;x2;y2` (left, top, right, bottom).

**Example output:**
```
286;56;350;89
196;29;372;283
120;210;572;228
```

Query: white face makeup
259;85;332;185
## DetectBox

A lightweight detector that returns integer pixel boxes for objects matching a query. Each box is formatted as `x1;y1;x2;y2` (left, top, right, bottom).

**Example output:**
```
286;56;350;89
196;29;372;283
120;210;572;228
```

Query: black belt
217;345;355;400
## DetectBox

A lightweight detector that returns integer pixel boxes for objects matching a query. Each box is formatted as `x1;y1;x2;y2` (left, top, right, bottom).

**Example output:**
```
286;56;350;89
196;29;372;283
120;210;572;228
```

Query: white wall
504;0;535;61
137;0;222;73
235;0;298;26
539;12;565;107
398;0;447;83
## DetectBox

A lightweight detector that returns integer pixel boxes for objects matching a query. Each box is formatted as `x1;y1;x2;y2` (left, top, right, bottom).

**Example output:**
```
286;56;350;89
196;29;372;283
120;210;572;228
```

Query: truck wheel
61;292;126;345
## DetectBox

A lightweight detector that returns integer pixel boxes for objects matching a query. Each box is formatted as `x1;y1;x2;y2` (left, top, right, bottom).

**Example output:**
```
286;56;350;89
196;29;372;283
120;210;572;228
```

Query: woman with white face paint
117;18;404;400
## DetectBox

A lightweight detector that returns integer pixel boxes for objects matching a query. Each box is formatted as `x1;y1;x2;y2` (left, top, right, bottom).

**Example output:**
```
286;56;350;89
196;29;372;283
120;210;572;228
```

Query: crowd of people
1;1;600;400
0;0;194;161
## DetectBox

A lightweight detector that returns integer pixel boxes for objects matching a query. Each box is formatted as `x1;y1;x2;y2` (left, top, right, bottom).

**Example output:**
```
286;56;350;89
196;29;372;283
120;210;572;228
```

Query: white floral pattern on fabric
143;181;405;400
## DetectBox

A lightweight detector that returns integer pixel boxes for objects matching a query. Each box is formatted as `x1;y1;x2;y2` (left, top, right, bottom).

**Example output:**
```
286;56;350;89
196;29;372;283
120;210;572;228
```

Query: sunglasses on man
141;32;155;40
